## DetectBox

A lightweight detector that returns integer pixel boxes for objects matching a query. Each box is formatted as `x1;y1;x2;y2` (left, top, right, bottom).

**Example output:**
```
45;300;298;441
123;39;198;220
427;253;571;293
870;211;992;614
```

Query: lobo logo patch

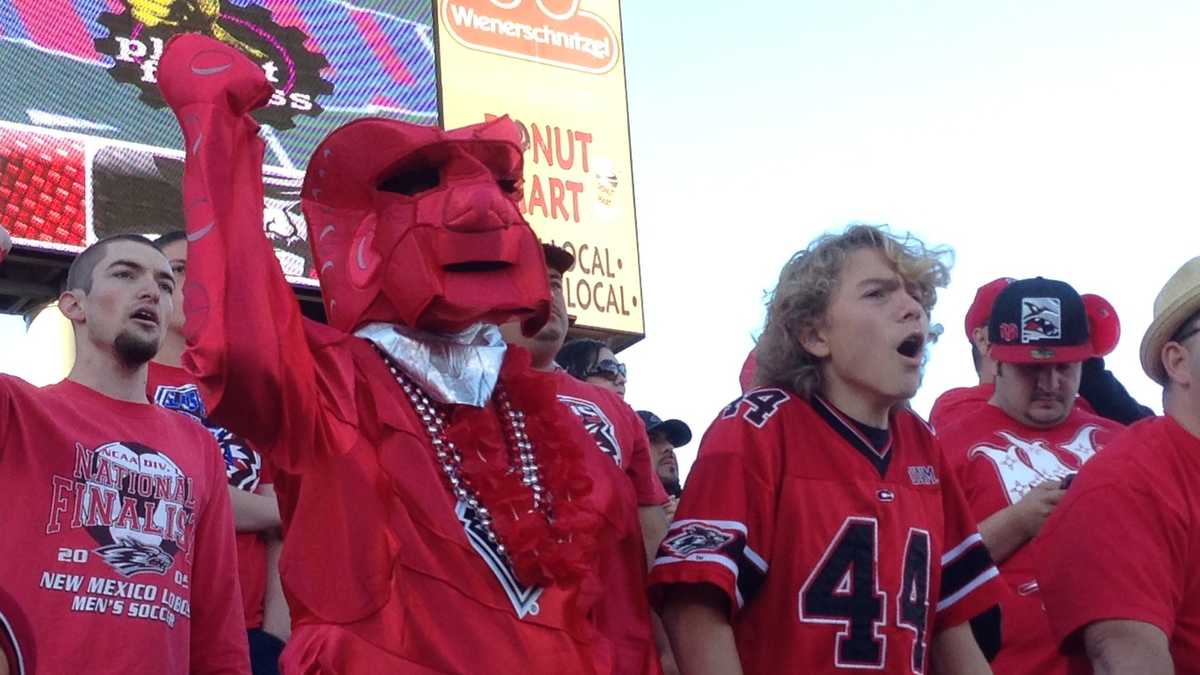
45;442;197;577
1021;297;1062;343
662;522;735;558
558;395;621;466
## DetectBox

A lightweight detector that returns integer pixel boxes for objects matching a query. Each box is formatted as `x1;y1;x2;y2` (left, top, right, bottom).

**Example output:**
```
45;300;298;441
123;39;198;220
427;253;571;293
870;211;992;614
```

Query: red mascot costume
159;34;613;674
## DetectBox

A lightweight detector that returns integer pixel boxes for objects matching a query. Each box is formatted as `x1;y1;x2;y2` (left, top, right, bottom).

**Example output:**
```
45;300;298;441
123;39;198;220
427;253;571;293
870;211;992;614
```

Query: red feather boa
443;347;599;587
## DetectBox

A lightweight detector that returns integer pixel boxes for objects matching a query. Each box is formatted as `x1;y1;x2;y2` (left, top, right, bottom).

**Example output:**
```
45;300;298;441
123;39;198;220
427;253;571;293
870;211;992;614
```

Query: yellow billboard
436;0;644;338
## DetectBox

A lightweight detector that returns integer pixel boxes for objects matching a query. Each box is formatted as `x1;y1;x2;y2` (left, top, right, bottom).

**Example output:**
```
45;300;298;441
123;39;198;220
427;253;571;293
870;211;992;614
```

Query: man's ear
1162;342;1193;387
57;290;85;324
971;325;991;353
799;322;831;359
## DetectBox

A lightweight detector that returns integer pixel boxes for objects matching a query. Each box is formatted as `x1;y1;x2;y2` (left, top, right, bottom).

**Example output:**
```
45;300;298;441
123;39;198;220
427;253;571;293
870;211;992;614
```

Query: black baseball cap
542;243;575;275
988;277;1119;364
637;411;692;447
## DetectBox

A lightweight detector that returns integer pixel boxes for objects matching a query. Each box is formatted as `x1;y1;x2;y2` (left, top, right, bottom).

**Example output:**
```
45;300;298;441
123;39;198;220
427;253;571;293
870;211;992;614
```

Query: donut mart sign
436;0;644;340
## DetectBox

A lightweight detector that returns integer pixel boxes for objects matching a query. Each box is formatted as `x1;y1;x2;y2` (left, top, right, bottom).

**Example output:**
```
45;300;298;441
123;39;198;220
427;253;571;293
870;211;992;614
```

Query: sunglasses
586;358;626;381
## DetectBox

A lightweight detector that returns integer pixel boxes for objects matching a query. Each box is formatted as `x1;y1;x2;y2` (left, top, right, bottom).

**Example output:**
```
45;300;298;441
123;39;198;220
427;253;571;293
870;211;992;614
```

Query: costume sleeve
189;433;252;675
934;446;1008;632
625;413;669;506
1035;464;1185;648
648;407;778;615
158;35;357;472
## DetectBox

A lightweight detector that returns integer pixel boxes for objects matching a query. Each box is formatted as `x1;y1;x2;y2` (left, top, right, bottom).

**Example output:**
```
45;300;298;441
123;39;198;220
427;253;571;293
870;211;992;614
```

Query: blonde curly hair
754;224;952;399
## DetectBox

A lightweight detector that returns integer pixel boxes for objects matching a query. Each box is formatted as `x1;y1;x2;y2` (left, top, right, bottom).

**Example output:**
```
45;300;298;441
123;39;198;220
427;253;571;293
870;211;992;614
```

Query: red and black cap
988;277;1119;364
964;277;1014;341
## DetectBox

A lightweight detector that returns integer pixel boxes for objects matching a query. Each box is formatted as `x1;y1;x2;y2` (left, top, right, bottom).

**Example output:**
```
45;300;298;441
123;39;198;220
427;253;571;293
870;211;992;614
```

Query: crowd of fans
1;210;1199;675
0;2;1191;667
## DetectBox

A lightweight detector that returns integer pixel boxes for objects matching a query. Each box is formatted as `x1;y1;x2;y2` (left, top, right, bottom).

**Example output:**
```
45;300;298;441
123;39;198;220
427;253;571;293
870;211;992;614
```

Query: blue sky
615;1;1199;475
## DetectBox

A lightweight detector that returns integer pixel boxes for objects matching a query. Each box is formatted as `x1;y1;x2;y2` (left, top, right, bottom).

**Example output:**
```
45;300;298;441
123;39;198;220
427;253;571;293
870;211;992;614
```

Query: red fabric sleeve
934;448;1008;632
189;432;252;674
1036;477;1185;647
625;417;668;506
159;35;358;473
649;412;776;615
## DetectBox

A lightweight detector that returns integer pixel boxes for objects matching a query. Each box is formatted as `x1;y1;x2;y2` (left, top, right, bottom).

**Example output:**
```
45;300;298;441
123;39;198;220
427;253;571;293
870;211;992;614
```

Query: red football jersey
1036;416;1200;673
649;390;1007;674
938;405;1121;674
147;362;274;630
0;377;247;674
552;369;668;507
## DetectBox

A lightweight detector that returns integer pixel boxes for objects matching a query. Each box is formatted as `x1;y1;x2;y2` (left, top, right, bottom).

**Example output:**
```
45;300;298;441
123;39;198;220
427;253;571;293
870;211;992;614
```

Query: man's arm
256;483;290;640
977;480;1063;564
639;505;669;566
1084;620;1173;675
229;486;281;533
930;621;993;675
158;35;357;471
661;585;744;675
0;224;10;264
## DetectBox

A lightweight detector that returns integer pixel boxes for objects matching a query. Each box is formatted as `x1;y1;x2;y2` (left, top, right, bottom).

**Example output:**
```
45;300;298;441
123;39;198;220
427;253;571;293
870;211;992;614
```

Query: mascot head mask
301;117;550;335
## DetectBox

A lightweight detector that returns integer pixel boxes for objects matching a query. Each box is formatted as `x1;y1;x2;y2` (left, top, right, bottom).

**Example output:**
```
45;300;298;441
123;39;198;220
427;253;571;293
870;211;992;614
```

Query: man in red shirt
938;277;1123;673
1037;256;1200;674
0;226;247;674
929;277;1012;429
932;278;1150;430
650;225;1007;674
149;231;289;674
499;243;667;674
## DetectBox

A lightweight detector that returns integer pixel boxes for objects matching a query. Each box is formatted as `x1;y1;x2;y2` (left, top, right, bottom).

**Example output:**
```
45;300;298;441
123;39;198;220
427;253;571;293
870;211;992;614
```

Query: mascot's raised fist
158;33;272;115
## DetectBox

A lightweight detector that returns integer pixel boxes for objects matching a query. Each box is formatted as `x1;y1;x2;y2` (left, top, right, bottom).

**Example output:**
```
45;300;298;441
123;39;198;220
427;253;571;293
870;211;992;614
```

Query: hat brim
542;243;575;274
651;419;692;447
989;342;1096;364
1140;289;1200;385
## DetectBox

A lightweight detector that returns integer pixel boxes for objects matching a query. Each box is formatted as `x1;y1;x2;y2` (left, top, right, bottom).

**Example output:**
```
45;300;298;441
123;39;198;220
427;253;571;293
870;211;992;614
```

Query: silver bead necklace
375;348;551;568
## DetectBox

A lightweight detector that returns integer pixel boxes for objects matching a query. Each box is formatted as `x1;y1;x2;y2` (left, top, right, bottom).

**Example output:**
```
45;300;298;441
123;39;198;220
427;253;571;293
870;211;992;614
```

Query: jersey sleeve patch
653;518;768;609
937;533;1000;612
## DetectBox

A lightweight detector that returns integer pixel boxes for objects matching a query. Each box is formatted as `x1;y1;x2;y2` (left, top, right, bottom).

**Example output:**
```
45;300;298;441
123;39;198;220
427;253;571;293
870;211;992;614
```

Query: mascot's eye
497;178;521;195
379;167;441;196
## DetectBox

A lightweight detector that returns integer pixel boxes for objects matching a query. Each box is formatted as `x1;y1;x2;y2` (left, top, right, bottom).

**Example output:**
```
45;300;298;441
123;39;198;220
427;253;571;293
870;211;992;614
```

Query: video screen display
0;0;438;283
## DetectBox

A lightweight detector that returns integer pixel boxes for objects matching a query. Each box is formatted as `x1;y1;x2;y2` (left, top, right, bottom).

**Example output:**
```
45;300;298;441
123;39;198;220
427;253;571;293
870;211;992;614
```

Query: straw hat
1140;257;1200;384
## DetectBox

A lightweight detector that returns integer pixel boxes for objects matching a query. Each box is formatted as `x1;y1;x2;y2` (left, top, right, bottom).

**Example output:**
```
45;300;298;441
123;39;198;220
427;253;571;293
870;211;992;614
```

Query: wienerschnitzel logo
441;0;619;74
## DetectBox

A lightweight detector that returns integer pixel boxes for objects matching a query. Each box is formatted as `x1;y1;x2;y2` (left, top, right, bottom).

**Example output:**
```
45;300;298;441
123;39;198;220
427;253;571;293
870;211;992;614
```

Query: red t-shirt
649;389;1007;674
930;383;1098;431
550;369;662;674
551;369;668;507
148;362;273;630
0;376;247;674
1036;416;1200;673
929;384;995;431
939;405;1121;674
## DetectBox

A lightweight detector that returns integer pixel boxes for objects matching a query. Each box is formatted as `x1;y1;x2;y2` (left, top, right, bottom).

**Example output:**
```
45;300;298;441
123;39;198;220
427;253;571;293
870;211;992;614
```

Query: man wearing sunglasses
500;244;671;675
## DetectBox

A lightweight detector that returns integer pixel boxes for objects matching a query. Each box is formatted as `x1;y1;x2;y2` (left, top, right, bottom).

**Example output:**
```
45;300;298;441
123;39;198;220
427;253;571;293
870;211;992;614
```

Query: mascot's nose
444;184;513;232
